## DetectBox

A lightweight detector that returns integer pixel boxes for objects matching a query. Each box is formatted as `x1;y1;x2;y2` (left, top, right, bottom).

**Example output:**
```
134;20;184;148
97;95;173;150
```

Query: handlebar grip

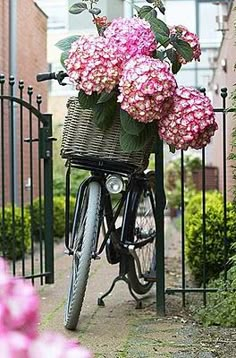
36;72;56;82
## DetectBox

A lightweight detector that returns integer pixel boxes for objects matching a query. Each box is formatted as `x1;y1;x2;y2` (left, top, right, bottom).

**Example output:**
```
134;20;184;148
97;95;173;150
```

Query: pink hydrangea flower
0;258;93;358
65;35;121;95
0;331;31;358
158;86;218;150
170;25;201;64
28;332;92;358
0;273;39;338
118;55;177;123
104;17;157;65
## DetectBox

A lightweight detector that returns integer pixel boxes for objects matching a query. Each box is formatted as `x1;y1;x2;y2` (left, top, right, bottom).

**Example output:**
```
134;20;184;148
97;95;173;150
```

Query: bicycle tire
128;172;156;295
64;181;101;330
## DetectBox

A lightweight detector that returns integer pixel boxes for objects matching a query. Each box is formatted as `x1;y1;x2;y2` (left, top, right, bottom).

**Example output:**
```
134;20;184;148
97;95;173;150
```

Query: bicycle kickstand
97;274;143;309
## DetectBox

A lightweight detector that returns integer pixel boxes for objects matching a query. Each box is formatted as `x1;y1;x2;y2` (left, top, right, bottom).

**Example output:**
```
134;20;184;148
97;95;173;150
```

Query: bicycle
37;71;161;331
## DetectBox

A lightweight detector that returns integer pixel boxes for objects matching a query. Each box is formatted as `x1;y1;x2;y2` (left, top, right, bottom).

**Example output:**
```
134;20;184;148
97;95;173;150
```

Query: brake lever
56;71;68;86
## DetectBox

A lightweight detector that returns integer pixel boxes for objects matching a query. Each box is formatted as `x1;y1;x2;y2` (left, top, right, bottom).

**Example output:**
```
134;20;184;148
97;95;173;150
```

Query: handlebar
36;71;68;86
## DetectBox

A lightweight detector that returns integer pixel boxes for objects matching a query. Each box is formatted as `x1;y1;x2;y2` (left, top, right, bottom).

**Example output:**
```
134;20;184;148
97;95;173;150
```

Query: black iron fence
0;75;54;285
155;88;236;314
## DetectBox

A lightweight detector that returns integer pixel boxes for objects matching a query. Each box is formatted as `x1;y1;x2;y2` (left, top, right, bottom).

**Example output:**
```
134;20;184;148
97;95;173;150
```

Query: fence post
155;136;165;315
41;113;54;284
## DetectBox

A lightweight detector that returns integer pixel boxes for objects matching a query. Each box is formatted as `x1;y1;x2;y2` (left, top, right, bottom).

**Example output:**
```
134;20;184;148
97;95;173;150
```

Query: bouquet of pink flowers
0;259;92;358
56;0;217;152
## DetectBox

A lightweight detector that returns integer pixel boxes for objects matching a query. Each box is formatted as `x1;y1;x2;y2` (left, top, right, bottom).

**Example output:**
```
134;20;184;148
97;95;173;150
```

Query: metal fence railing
0;75;54;285
155;88;236;314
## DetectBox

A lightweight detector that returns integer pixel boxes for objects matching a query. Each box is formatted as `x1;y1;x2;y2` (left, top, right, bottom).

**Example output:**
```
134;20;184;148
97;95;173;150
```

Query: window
36;0;67;30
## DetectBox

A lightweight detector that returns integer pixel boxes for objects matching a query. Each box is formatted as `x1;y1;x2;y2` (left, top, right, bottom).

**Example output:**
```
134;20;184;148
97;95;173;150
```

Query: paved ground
37;218;236;357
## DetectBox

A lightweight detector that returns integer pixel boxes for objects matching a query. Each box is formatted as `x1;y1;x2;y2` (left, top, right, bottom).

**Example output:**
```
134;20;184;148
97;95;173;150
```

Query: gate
155;88;236;314
0;75;54;285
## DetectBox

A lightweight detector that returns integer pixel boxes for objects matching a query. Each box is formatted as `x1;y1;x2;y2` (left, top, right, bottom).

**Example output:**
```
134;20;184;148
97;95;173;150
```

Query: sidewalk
37;219;236;357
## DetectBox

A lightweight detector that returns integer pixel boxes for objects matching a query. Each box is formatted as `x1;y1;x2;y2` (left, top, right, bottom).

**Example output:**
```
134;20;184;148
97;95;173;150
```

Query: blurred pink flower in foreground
0;331;30;358
118;55;176;123
0;276;39;338
0;258;92;358
28;332;92;358
158;86;218;150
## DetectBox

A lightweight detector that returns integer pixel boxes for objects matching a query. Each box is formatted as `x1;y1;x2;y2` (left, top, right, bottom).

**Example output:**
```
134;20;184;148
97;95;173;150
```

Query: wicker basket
61;97;153;171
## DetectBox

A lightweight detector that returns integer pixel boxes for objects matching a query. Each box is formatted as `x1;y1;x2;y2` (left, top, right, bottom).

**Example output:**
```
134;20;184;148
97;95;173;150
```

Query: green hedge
185;191;236;283
0;207;31;260
53;169;88;198
29;196;76;242
196;264;236;327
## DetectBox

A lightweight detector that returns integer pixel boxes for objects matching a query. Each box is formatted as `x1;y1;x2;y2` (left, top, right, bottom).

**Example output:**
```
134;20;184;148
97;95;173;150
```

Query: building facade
0;0;48;204
207;0;235;197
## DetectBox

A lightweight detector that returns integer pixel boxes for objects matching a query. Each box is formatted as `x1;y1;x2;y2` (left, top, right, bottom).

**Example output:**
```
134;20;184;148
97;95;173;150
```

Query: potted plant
56;0;218;169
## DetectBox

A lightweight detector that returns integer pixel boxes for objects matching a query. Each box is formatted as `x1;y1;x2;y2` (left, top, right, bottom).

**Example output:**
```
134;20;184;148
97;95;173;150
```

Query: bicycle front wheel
128;172;156;295
64;181;101;330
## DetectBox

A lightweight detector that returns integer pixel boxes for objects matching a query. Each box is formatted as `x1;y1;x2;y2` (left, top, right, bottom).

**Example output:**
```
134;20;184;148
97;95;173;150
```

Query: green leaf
166;48;182;74
55;35;80;51
69;2;87;14
88;7;101;15
146;17;170;47
172;60;182;74
120;123;155;153
144;9;157;20
136;5;157;19
166;48;177;63
60;51;69;69
153;50;165;61
172;39;193;62
169;144;176;153
92;96;118;131
120;109;146;136
133;5;141;13
78;90;99;109
97;90;116;104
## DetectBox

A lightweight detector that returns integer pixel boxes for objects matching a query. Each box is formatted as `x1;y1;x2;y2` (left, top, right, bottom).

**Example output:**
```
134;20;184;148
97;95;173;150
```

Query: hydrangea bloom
118;55;177;123
65;35;121;95
0;266;39;339
158;86;218;150
0;331;31;358
28;332;92;358
170;25;201;64
0;258;92;358
104;17;157;64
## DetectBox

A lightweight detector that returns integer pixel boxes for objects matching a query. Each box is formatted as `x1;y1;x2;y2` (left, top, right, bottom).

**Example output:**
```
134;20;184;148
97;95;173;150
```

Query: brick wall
0;0;48;205
209;0;236;201
0;1;9;74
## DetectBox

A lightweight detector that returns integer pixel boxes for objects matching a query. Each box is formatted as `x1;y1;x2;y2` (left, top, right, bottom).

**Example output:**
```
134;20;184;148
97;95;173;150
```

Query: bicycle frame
64;160;149;274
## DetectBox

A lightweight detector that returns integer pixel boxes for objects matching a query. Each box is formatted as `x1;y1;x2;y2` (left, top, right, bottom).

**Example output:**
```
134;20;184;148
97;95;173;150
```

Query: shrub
165;154;201;212
53;169;88;198
195;264;236;327
0;207;31;260
29;196;76;242
185;191;236;283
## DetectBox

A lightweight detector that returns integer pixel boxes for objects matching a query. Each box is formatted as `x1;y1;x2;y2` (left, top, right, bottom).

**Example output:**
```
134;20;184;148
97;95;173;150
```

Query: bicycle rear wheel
64;181;101;330
128;172;156;295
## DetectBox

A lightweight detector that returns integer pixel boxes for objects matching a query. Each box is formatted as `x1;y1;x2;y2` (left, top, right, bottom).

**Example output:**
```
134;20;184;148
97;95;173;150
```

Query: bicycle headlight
105;175;124;194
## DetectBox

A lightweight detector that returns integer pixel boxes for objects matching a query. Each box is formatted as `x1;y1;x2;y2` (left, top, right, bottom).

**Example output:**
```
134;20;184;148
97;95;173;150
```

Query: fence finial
221;87;227;98
0;74;5;84
9;75;15;86
18;80;24;90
